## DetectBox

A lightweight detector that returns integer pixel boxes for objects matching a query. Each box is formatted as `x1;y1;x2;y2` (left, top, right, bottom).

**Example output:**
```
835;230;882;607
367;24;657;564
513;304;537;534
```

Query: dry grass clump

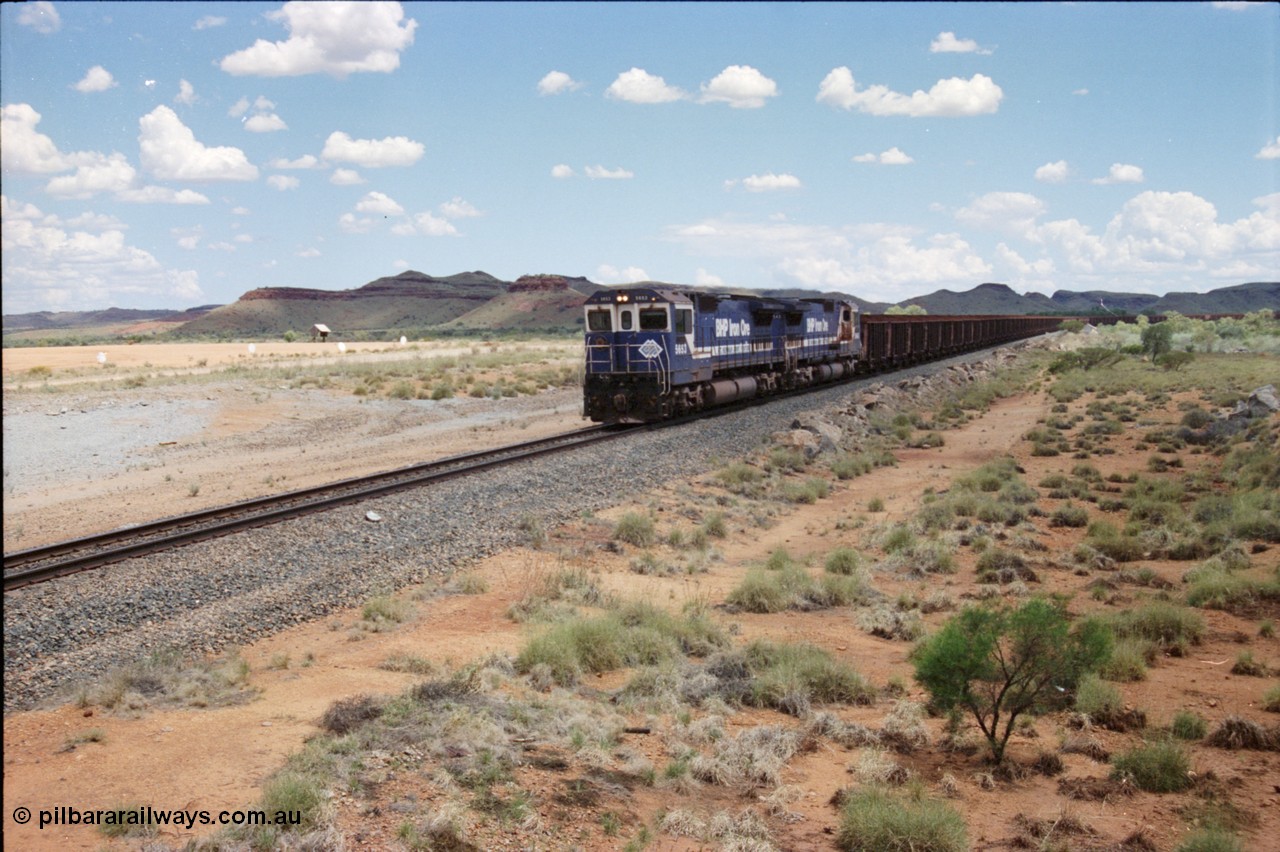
835;784;967;852
1204;716;1279;751
880;700;931;753
690;725;803;787
358;594;414;632
514;601;728;686
74;647;254;713
319;694;384;735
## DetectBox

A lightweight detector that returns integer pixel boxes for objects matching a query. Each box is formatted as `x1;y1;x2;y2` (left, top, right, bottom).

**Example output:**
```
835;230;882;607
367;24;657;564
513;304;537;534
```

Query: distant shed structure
311;323;330;342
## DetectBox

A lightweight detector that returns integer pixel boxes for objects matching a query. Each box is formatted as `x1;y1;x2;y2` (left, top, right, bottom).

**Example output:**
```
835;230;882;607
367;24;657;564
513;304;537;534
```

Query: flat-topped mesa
509;274;571;293
238;270;507;302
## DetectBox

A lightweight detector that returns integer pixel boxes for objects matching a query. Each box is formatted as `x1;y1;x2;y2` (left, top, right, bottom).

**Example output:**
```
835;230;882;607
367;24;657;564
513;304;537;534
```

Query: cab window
639;308;668;331
587;309;612;331
675;308;693;335
620;309;634;330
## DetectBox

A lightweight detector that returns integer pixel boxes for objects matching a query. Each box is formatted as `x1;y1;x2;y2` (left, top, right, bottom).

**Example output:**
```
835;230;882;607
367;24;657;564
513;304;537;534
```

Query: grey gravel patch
2;398;216;493
3;344;1037;711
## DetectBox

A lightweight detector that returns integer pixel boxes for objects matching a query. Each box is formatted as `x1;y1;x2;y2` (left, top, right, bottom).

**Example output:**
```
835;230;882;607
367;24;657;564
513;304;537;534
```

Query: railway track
4;330;1062;593
3;425;626;592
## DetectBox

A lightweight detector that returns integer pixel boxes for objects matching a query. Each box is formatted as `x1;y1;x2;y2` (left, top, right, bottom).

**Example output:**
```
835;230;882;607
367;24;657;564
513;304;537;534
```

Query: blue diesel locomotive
583;287;859;423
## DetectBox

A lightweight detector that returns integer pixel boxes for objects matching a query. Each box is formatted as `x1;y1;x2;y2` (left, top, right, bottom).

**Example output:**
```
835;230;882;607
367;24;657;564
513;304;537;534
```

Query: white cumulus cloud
270;155;320;169
699;65;778;109
551;164;575;179
267;175;300;190
138;106;259;181
440;197;481;218
321;131;424;167
605;68;686;104
74;66;117;93
1035;160;1070;183
584;165;634;179
930;32;991;54
220;0;417;77
194;15;226;30
853;148;914;165
1;104;70;173
392;212;457;237
117;186;210;204
17;2;60;34
329;168;364;185
537;70;582;95
45;152;136;199
1;195;204;312
1256;136;1280;160
817;68;1002;117
245;113;288;133
356;191;404;215
175;80;197;105
955;191;1047;239
737;172;802;192
596;264;650;284
1091;163;1145;185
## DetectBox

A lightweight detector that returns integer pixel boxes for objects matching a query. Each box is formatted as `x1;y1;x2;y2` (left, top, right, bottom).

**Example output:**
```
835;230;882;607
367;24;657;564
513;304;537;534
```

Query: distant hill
173;270;507;337
440;275;596;332
3;305;219;332
5;275;1273;343
898;281;1278;317
1150;281;1280;315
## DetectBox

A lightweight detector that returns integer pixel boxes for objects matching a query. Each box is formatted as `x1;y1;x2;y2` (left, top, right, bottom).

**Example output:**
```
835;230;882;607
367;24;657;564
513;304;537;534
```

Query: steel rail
3;425;623;591
4;325;1063;592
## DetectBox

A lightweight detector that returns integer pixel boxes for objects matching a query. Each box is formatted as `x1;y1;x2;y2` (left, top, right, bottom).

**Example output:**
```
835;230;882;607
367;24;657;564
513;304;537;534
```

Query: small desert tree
1140;321;1173;359
885;304;928;315
912;597;1111;764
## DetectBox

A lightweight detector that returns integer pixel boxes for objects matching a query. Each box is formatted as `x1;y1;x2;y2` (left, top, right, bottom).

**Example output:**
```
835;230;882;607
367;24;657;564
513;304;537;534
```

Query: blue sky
1;1;1277;314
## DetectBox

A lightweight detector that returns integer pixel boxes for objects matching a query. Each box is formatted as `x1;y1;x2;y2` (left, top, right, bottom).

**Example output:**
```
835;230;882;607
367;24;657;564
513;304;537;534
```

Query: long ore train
583;286;1100;424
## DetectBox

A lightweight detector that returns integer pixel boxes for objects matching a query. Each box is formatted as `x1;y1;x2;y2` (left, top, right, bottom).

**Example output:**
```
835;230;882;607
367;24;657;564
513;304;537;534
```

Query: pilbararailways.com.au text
13;805;302;832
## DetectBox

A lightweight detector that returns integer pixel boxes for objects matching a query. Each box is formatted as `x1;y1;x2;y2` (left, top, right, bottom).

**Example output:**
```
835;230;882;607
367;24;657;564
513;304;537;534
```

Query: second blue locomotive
583;287;860;423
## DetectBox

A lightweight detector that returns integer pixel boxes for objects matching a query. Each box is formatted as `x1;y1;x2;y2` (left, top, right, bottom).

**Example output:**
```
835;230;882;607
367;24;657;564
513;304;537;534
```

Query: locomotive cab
583;288;696;423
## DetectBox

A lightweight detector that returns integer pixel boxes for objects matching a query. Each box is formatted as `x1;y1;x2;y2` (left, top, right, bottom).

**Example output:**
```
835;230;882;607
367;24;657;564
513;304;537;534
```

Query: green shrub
836;786;967;852
1186;566;1280;613
702;511;727;538
515;605;727;686
825;547;864;576
831;453;874;480
1230;650;1266;677
1075;673;1124;722
768;446;808;472
783;477;830;504
913;598;1111;763
727;567;808;614
1173;828;1243;852
1109;602;1204;654
1263;683;1280;712
744;641;875;712
1051;503;1091;528
716;462;762;491
361;595;412;629
1111;739;1193;792
1171;710;1208;740
1099;637;1152;682
882;524;916;554
613;512;655;547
